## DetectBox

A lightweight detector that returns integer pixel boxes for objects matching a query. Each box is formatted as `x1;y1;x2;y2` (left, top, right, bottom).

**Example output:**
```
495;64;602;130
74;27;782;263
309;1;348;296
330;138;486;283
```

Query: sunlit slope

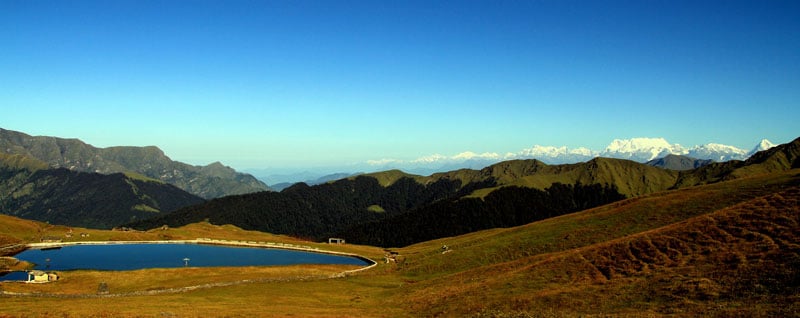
471;158;679;197
0;153;49;171
366;137;800;198
367;158;679;198
0;213;42;247
674;136;800;187
393;170;800;316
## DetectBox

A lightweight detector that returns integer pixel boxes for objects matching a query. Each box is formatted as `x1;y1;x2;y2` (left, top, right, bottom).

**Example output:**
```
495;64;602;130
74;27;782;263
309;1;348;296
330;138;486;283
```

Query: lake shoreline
7;239;376;277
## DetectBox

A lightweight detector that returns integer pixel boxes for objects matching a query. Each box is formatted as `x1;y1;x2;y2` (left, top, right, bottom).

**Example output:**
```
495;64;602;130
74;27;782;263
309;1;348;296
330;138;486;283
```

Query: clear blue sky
2;0;798;170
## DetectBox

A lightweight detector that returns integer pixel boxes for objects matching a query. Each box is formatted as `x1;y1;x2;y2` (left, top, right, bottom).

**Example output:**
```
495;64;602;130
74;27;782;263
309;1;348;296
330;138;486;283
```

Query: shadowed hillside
129;175;628;246
0;164;204;229
341;183;626;247
127;175;475;239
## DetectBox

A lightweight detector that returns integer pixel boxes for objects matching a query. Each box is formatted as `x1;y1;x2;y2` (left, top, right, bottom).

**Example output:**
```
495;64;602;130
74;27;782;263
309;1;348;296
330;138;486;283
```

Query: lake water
0;243;369;281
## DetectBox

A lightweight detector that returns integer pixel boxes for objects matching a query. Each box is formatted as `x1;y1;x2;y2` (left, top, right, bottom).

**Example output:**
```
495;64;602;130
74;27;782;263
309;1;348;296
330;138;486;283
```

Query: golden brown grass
1;265;358;295
1;275;407;318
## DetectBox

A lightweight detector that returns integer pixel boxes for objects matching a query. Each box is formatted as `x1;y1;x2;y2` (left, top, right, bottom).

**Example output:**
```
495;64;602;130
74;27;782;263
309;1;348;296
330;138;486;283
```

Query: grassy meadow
1;170;799;317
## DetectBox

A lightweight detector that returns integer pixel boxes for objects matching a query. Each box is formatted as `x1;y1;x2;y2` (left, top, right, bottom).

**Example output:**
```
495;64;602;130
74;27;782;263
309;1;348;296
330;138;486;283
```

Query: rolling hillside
340;183;626;247
1;169;798;316
0;128;270;198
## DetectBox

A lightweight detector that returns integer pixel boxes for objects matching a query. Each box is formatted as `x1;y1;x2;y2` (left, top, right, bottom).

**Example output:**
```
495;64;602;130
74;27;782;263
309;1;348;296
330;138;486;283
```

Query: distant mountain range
255;137;777;187
0;128;270;199
597;137;774;162
361;137;777;176
268;172;361;192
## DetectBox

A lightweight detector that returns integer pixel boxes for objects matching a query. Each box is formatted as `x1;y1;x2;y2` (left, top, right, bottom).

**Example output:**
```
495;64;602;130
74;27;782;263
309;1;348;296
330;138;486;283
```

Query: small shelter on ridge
328;238;345;244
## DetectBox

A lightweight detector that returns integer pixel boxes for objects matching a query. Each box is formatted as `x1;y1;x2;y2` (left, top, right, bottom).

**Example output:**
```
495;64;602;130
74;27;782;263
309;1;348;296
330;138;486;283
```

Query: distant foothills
1;126;797;247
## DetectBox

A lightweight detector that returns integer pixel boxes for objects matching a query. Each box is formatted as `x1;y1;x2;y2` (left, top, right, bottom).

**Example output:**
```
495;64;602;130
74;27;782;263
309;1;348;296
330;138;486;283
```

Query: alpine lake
0;243;371;281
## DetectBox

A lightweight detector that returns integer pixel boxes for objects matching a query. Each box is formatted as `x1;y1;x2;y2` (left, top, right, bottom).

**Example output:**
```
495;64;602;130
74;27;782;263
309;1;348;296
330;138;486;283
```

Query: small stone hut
27;270;58;283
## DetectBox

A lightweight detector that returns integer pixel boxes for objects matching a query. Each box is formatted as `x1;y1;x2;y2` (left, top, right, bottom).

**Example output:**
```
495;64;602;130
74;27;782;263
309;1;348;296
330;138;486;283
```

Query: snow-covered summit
600;137;688;162
363;137;778;175
515;145;597;164
519;137;773;164
746;139;776;157
688;143;747;162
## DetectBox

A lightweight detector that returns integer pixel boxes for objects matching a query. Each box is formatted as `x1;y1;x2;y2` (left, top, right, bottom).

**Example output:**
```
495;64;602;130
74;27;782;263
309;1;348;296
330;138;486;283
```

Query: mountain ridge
0;128;270;198
646;154;714;170
359;137;779;175
250;137;779;186
672;136;800;188
127;136;799;247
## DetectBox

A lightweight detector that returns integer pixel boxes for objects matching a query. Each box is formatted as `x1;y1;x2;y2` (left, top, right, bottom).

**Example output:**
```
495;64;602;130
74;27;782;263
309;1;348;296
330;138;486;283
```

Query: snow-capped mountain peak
452;151;502;161
688;143;747;162
746;139;776;157
519;145;595;157
600;137;688;162
363;136;779;175
515;145;598;164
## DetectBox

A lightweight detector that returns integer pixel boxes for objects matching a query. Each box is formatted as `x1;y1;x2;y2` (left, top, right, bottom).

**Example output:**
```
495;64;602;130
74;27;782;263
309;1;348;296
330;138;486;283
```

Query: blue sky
2;0;798;170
